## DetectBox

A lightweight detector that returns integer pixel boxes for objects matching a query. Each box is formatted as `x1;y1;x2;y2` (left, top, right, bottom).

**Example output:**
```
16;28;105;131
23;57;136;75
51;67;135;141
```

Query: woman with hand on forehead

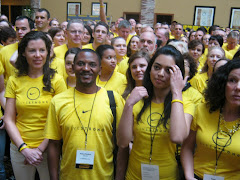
117;45;195;179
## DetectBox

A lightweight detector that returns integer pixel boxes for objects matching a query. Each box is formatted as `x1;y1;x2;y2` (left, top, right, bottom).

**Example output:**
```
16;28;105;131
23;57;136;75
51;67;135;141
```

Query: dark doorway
155;14;174;25
1;5;10;21
1;5;29;24
11;6;23;24
124;12;140;23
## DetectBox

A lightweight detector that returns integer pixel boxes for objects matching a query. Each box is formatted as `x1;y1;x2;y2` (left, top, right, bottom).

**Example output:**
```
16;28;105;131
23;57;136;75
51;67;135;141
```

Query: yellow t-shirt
117;56;129;75
0;42;18;86
50;57;66;77
5;74;67;148
114;34;133;45
44;88;125;180
0;44;4;51
191;103;240;179
126;97;194;180
222;44;240;57
0;62;4;117
54;44;68;60
96;71;127;95
190;72;208;94
82;43;95;51
198;54;207;72
183;85;203;105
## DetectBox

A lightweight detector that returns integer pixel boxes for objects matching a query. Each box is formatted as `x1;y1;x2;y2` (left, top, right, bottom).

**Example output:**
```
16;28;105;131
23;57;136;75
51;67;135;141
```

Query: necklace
219;112;240;136
98;71;113;88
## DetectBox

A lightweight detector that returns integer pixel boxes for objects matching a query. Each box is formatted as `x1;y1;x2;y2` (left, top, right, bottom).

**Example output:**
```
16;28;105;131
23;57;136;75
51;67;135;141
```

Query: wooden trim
2;0;30;6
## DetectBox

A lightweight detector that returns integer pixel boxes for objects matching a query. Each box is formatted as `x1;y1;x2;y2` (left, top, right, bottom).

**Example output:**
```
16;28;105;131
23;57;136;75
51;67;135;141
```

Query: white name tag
75;150;95;169
141;163;159;180
203;174;224;180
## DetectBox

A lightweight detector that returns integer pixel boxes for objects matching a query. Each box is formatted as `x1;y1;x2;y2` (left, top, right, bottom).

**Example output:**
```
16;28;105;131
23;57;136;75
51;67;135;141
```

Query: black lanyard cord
73;87;98;149
149;103;164;163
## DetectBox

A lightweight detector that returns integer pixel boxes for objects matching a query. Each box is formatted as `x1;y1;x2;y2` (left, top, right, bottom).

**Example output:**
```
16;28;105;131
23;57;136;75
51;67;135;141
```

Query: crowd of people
0;0;240;179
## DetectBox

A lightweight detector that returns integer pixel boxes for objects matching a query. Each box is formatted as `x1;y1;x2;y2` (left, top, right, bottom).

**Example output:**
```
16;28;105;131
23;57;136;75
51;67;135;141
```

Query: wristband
100;5;104;7
18;142;27;152
171;99;183;104
19;145;29;152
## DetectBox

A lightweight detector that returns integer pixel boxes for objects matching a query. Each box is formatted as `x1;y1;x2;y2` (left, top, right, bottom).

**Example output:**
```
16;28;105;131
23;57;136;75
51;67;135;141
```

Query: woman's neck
99;69;114;81
28;68;43;78
152;87;170;104
222;103;240;122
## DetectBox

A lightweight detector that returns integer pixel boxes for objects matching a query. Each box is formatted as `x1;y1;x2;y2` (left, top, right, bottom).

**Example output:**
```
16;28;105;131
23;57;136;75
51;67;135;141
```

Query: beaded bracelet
171;99;183;104
19;145;29;152
18;142;27;152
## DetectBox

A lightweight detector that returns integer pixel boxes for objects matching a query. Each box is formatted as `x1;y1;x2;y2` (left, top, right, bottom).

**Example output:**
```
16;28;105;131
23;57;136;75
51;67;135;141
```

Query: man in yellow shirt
222;31;240;56
45;49;125;180
173;23;183;40
54;19;84;60
118;20;132;45
35;8;50;32
82;21;109;51
0;16;33;85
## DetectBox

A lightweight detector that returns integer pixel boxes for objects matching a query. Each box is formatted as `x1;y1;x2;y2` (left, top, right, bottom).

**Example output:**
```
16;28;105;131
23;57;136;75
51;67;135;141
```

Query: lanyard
215;110;239;175
149;103;164;164
73;88;97;150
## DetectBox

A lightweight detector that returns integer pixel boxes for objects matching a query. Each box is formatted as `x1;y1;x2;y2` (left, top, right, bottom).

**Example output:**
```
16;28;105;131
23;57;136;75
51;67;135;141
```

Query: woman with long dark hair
127;35;140;57
4;31;66;179
117;45;194;179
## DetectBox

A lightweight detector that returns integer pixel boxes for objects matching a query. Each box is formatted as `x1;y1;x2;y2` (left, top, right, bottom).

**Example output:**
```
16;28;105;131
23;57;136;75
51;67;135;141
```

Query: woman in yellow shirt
188;40;205;72
190;46;225;94
96;44;127;94
181;59;240;180
4;31;66;180
118;45;195;179
122;51;150;99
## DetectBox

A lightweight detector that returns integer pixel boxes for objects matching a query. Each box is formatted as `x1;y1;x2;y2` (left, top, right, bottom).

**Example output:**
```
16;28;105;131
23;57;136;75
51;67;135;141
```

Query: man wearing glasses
54;19;84;60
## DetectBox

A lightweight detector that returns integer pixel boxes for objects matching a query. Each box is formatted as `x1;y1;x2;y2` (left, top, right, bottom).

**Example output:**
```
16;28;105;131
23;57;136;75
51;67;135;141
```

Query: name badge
75;150;95;169
141;163;159;180
203;174;224;180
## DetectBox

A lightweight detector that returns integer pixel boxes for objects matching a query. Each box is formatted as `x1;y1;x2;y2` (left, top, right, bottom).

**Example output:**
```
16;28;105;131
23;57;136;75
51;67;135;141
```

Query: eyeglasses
69;30;83;35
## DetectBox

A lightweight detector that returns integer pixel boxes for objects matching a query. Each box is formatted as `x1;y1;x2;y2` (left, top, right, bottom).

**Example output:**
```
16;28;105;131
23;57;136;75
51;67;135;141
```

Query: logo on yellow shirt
27;87;40;100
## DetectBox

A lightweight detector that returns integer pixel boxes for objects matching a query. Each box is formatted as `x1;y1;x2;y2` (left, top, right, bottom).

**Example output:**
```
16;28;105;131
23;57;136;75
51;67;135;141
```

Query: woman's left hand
169;65;188;94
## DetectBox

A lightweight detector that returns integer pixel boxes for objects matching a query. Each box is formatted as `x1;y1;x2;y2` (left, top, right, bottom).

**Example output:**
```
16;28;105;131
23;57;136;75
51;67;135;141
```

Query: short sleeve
5;76;16;98
44;98;62;140
53;74;67;95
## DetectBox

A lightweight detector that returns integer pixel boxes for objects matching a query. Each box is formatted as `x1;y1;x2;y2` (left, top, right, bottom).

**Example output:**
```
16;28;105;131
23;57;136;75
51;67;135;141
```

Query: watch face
27;87;40;100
